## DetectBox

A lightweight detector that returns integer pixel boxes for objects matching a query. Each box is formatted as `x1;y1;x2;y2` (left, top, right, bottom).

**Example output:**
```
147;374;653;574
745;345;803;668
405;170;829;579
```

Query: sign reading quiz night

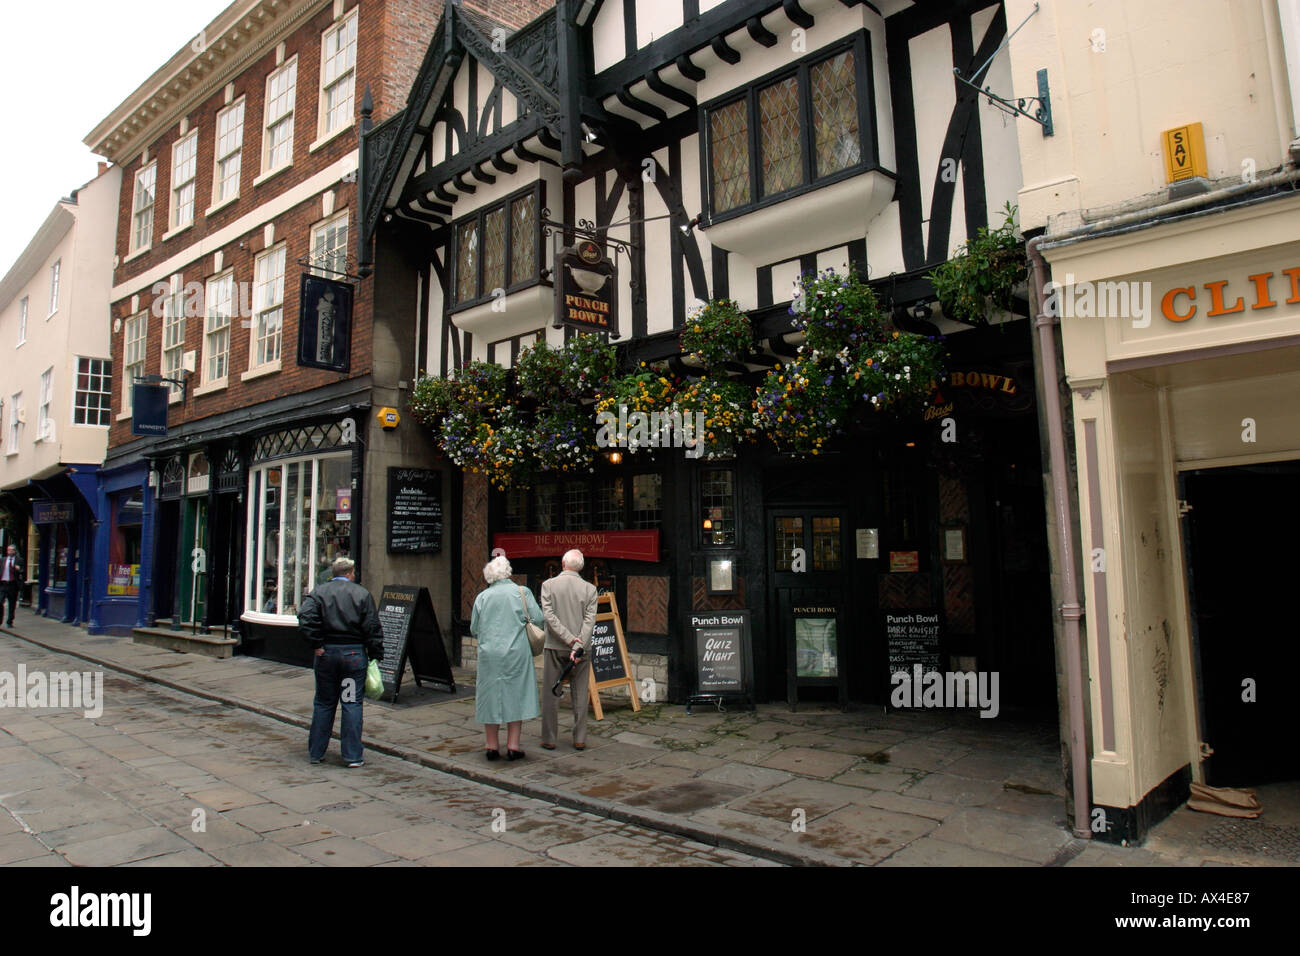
554;239;618;335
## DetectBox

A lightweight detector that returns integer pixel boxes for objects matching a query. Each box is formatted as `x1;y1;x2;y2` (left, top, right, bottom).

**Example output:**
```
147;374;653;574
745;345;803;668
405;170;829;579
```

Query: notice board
376;584;455;702
587;592;639;720
687;609;751;706
885;610;942;677
386;468;442;554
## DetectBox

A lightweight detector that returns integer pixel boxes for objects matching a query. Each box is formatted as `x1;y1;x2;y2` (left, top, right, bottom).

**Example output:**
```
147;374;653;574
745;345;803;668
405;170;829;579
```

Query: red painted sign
492;530;660;562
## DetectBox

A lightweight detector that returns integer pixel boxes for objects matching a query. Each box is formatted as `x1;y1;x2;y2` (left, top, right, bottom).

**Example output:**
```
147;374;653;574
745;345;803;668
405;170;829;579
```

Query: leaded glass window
509;196;536;286
482;207;506;295
759;77;801;197
455;219;478;303
812;51;860;177
701;469;736;547
709;99;749;213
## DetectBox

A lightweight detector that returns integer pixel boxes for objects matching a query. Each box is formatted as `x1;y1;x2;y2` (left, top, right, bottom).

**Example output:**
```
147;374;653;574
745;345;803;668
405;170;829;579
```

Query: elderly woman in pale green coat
471;555;543;760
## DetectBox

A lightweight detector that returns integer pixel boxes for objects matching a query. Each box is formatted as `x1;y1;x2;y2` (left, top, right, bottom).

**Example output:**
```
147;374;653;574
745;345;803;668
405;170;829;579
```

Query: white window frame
169;131;199;232
247;244;286;376
7;393;20;454
17;296;27;346
200;271;233;391
121;312;148;417
243;451;351;623
310;210;350;278
316;8;359;145
72;357;112;427
48;260;61;316
161;275;186;401
211;97;246;210
261;56;298;177
130;163;157;255
37;368;54;443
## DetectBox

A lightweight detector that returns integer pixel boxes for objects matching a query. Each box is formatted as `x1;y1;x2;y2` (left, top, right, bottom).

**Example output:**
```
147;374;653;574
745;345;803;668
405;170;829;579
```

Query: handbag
519;586;546;657
364;659;384;700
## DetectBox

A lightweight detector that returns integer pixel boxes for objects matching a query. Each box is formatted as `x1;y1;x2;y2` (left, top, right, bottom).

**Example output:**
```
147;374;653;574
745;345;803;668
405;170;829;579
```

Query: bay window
246;453;351;618
450;184;542;309
702;34;873;220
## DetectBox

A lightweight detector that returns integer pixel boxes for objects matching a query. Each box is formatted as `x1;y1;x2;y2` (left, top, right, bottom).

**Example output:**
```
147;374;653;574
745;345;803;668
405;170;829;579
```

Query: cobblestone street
0;638;773;867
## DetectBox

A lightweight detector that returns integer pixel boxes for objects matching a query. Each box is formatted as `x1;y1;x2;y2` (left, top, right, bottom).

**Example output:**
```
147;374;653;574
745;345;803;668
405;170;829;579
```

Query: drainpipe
1025;162;1300;840
1027;237;1091;839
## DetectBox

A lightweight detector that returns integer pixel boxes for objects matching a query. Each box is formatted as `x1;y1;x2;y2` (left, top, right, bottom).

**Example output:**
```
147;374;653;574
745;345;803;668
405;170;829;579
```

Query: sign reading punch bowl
554;239;618;335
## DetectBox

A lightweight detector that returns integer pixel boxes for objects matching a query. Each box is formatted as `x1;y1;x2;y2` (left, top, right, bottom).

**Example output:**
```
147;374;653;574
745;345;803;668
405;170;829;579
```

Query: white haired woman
470;554;544;760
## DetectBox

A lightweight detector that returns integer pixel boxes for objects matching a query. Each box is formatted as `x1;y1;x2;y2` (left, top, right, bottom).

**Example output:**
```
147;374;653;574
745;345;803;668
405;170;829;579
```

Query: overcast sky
0;1;233;275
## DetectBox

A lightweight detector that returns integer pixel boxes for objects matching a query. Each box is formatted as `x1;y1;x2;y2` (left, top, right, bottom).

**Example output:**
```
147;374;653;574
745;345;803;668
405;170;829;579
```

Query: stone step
132;624;239;659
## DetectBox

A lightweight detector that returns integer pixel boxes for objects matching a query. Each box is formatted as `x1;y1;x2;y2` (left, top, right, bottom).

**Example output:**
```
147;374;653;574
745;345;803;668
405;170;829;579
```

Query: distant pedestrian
540;549;598;751
1;544;24;628
298;556;384;767
471;555;543;761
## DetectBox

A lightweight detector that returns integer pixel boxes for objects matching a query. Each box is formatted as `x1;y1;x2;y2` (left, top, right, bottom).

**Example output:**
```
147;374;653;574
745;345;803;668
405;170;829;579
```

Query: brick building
84;0;549;655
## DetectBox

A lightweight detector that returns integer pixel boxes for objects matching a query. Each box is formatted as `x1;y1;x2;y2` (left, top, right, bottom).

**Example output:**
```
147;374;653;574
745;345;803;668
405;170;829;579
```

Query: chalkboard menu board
688;609;750;700
376;584;455;701
387;468;442;554
885;610;942;676
590;618;627;685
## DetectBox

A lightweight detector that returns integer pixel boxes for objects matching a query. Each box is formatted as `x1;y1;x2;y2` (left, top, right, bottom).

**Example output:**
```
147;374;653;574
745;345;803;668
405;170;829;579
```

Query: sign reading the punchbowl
554;239;617;335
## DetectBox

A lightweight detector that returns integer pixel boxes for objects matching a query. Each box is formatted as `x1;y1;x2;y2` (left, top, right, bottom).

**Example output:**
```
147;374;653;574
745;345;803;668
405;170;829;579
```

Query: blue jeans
309;643;367;763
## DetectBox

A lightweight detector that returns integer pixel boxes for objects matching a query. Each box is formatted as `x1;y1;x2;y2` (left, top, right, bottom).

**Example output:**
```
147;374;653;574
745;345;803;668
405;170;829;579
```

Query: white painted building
0;163;121;622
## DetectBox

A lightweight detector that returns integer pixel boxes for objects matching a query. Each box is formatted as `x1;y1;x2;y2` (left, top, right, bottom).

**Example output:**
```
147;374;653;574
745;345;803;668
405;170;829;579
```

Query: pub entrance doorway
1182;460;1300;786
766;506;851;707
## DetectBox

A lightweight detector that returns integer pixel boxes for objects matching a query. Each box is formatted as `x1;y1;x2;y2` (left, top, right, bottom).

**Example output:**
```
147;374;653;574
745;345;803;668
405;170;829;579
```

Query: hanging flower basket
680;299;753;370
674;374;757;458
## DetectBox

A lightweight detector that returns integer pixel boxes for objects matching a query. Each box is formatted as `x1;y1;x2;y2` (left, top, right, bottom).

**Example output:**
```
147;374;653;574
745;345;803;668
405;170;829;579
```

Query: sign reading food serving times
587;592;639;721
687;608;754;713
553;239;618;335
386;468;442;554
297;273;354;372
375;584;455;702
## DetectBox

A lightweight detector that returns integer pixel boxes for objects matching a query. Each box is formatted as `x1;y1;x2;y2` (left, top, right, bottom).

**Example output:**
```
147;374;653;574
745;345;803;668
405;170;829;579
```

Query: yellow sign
377;407;400;429
1162;122;1207;182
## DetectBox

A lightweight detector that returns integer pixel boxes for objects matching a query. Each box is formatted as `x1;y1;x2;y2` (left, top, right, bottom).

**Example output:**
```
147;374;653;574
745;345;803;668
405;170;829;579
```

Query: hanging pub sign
32;501;75;524
553;238;618;335
297;273;354;372
131;383;169;436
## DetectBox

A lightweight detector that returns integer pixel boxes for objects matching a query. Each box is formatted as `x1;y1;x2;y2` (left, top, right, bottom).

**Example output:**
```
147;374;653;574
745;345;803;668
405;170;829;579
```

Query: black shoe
507;749;526;761
485;750;501;761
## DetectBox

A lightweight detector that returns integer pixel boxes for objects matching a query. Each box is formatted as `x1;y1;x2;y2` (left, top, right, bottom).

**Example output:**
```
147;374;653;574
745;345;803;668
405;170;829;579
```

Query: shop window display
245;453;350;619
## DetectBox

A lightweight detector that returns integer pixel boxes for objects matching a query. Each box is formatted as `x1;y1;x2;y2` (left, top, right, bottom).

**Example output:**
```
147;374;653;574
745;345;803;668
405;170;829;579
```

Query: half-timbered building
364;0;1057;714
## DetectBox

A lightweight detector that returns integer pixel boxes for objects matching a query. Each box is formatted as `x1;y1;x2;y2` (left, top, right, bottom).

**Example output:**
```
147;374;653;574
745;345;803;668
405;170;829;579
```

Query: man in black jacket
298;556;383;767
1;544;24;628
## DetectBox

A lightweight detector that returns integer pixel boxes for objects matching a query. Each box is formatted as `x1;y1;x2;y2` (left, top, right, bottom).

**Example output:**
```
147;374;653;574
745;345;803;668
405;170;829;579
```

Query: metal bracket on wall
953;2;1053;137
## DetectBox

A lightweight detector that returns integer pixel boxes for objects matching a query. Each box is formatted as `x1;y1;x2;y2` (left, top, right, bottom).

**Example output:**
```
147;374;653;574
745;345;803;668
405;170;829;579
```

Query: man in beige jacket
540;549;599;750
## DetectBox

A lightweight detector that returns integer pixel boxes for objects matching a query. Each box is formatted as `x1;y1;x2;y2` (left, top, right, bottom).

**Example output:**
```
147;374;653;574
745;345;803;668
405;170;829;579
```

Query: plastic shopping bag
365;659;384;700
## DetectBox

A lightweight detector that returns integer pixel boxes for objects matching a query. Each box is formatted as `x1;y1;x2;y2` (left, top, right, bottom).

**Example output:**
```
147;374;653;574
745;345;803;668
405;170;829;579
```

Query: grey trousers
541;648;589;747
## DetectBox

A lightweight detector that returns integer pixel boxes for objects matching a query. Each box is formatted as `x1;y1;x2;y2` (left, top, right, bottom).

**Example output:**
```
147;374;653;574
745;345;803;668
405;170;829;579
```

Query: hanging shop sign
587;593;640;721
492;529;658;562
553;239;618;335
131;384;169;436
32;501;75;524
297;274;354;372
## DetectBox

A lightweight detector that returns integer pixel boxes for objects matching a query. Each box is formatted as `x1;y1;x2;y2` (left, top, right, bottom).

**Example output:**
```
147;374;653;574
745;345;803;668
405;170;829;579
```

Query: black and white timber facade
361;0;1057;709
